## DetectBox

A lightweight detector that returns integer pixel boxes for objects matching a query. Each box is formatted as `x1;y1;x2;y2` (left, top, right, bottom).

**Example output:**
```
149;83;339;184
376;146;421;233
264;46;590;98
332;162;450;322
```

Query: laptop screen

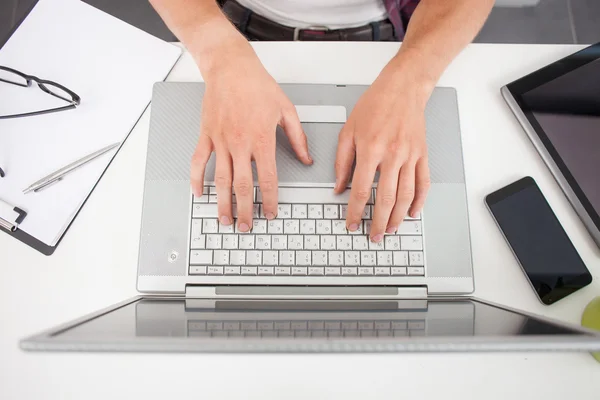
51;298;585;340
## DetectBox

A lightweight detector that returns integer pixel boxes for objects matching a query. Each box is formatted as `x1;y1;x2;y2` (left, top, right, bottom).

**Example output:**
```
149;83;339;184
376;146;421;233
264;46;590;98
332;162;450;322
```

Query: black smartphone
485;176;592;305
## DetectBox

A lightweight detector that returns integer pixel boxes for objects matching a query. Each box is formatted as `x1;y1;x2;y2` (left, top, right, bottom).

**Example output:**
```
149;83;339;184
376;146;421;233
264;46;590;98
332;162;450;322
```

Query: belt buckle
294;25;329;41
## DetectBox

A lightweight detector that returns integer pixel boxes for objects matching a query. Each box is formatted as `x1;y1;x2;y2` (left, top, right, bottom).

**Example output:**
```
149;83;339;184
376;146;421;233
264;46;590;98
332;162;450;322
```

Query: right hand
191;39;313;232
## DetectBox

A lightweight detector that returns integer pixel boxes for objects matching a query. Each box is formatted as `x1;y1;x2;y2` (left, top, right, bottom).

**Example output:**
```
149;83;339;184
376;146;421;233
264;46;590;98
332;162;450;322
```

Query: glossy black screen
487;177;592;305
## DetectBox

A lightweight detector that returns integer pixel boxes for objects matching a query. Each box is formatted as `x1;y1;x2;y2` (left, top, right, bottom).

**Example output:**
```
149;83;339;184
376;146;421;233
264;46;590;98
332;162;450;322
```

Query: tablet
501;42;600;249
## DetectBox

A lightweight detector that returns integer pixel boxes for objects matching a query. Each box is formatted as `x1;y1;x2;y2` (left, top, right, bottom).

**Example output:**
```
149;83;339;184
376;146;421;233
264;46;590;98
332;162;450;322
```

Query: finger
409;157;431;218
346;151;378;232
190;134;213;197
387;162;416;231
334;125;355;194
232;154;254;233
254;132;278;220
214;146;233;226
280;104;313;165
370;163;401;241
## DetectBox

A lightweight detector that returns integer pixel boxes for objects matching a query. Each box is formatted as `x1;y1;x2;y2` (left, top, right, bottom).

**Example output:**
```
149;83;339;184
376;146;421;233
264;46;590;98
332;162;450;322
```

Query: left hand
334;57;432;242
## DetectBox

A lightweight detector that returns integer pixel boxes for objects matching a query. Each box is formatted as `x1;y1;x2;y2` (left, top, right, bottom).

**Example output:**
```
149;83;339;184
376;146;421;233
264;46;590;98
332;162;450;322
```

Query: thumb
280;105;313;165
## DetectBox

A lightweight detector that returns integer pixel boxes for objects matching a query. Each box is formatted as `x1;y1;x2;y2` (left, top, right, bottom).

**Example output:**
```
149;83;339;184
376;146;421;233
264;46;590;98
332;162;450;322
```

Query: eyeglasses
0;66;81;178
0;65;81;120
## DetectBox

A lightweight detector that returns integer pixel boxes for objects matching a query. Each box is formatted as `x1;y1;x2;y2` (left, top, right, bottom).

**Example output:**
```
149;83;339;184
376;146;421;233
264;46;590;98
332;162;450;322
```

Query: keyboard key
252;204;260;218
337;236;352;250
267;219;283;234
361;252;376;266
325;321;341;330
358;321;374;330
348;222;363;235
277;204;292;219
375;267;390;276
321;236;336;250
353;236;368;250
312;251;328;266
316;220;332;234
191;219;202;236
239;235;255;249
296;251;311;266
275;321;291;330
369;239;384;251
284;220;300;234
193;204;219;218
364;220;373;235
246;251;262;265
304;235;320;250
202;218;219;233
230;250;245;265
375;321;391;330
405;212;421;220
206;234;222;249
341;205;348;218
291;321;307;330
393;251;408;266
275;266;291;275
225;266;240;275
409;251;424;266
344;251;360;266
190;250;212;265
401;236;423;251
258;266;274;275
328;251;344;266
193;194;209;203
271;235;287;249
397;221;422;235
208;266;223;275
213;250;229;265
342;321;358;330
241;266;257;275
385;236;400;251
408;267;425;276
241;321;257;330
362;206;371;219
332;220;347;235
342;267;358;276
408;321;426;330
218;223;234;234
292;267;308;276
377;251;392;266
292;204;308;219
263;250;278;265
358;267;374;275
308;205;323;219
208;194;218;203
324;204;339;219
279;251;295;265
309;267;324;276
252;220;267;234
392;321;407;330
255;235;271;249
222;234;238;249
287;235;304;250
325;267;341;276
190;234;206;250
391;267;407;276
300;220;316;234
189;266;207;275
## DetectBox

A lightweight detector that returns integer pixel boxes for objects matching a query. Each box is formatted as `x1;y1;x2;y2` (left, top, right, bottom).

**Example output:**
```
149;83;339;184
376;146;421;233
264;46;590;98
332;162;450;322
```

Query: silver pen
23;142;121;194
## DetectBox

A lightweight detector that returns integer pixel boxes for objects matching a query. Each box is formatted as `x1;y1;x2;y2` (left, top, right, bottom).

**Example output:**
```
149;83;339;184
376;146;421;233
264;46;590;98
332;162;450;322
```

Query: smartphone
485;176;592;305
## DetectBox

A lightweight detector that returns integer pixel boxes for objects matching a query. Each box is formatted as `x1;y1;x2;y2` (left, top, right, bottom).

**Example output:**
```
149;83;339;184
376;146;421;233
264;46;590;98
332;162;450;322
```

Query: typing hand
190;40;313;232
334;59;431;242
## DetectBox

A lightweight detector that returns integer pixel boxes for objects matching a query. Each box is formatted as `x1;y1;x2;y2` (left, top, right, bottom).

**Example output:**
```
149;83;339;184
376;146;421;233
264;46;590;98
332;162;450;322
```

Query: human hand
335;58;432;242
190;38;312;232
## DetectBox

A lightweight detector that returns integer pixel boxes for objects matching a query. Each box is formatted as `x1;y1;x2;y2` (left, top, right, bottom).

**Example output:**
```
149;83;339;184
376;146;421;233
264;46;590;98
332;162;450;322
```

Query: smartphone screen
486;177;592;305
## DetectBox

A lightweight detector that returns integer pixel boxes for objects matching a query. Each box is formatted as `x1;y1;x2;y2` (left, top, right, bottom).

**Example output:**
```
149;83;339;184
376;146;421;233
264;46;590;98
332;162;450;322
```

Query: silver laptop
20;83;600;352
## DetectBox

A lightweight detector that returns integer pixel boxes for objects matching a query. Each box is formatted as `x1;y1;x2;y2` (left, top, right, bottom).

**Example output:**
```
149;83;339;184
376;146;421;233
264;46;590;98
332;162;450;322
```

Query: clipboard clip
0;198;28;232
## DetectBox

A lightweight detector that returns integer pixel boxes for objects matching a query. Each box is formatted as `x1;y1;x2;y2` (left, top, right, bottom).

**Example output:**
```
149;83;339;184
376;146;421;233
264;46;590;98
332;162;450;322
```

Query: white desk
1;43;599;399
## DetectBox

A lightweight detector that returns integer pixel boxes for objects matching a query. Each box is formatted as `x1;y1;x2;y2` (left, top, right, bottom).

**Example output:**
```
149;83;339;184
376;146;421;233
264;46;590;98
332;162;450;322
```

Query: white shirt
235;0;388;29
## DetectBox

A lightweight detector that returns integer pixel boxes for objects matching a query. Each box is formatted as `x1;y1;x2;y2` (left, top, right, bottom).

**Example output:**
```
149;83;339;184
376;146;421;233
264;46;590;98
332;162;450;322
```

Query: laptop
20;83;600;352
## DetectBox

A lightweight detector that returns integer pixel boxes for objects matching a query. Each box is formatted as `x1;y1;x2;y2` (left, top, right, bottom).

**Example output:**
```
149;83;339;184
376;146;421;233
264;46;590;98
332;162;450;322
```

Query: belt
220;0;396;41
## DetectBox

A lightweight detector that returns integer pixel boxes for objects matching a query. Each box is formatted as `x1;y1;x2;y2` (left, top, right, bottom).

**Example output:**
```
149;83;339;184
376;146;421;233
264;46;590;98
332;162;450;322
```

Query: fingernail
386;227;396;234
334;179;339;190
239;223;250;232
220;216;231;225
372;234;383;243
193;188;202;197
308;155;313;164
266;212;275;220
348;223;359;231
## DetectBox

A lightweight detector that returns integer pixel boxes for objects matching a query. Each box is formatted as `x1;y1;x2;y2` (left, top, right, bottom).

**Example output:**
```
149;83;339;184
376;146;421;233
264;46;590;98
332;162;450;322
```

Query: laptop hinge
185;285;427;300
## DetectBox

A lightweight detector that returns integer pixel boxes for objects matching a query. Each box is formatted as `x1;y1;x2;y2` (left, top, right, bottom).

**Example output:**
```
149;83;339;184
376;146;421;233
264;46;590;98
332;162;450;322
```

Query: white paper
0;0;181;246
295;105;347;123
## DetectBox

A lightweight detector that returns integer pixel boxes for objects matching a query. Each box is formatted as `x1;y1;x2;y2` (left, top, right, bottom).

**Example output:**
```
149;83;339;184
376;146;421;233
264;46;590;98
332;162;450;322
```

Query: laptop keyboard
187;318;426;338
189;186;425;277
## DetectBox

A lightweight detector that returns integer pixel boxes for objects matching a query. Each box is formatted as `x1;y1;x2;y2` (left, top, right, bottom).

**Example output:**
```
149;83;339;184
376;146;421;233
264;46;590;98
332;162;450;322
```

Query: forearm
149;0;249;75
391;0;494;97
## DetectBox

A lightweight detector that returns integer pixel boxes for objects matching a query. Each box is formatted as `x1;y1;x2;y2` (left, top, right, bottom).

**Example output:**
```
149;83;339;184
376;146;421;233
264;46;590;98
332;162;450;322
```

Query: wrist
387;47;440;107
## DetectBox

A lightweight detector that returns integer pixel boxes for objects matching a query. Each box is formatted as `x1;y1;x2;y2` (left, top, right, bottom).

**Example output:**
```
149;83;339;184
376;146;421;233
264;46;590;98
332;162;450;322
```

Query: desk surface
2;43;599;399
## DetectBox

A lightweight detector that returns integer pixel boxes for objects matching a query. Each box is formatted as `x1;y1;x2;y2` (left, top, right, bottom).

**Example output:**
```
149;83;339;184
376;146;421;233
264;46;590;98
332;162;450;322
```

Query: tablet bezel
502;42;600;240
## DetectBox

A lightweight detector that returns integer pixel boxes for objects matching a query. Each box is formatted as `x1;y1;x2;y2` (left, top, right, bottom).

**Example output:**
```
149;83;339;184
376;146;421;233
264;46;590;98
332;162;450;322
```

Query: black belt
220;0;396;41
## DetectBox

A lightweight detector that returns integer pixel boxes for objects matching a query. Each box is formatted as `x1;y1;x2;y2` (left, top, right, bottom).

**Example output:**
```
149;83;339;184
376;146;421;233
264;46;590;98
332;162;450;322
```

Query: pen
23;142;121;194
